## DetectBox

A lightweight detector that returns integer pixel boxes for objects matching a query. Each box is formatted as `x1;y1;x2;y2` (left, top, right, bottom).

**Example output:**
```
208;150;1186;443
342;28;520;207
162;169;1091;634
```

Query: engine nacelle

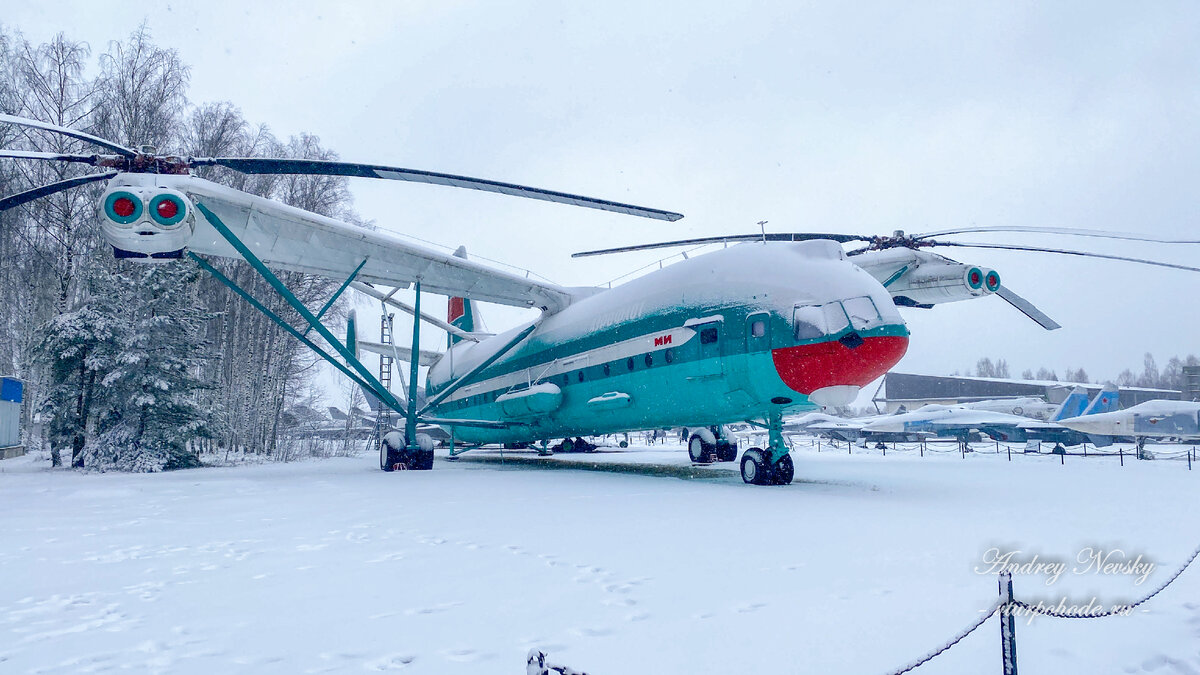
98;178;195;261
888;263;1001;305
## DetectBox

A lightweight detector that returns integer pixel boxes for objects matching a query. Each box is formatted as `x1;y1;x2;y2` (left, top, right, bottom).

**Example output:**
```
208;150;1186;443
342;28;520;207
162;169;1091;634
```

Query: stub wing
165;174;585;313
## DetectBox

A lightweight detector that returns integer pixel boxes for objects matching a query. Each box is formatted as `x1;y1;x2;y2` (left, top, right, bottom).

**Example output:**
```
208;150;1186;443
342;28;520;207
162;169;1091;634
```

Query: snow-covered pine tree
82;260;212;471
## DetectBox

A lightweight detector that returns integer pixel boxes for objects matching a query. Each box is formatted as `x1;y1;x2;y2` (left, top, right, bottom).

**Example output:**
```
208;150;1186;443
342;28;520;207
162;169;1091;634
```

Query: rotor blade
572;232;869;258
190;157;683;222
995;286;1061;331
0;149;100;164
914;225;1200;245
0;114;136;157
0;171;117;211
931;241;1200;274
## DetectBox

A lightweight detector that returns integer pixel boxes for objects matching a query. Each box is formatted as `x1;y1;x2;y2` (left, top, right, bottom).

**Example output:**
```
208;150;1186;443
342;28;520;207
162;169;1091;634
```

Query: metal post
999;571;1018;675
1007;444;1011;462
1119;446;1124;466
405;281;421;448
1060;450;1065;466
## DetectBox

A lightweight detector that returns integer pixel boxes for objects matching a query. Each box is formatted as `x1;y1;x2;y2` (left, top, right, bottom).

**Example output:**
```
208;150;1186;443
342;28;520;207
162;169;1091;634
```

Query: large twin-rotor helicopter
3;113;1198;485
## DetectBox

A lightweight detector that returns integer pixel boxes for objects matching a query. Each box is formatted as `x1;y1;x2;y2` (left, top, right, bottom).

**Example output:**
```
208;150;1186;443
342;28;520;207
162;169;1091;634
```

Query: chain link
885;598;1003;675
1012;543;1200;619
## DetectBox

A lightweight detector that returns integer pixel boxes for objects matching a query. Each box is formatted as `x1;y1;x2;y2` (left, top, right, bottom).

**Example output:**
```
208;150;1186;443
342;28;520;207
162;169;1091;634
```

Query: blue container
0;377;22;404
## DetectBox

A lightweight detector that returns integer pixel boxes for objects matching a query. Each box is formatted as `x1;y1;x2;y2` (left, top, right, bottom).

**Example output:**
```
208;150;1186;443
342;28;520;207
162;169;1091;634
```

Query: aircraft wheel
413;448;434;470
771;454;795;485
715;440;737;462
688;433;714;464
560;438;575;453
619;440;629;448
741;448;771;485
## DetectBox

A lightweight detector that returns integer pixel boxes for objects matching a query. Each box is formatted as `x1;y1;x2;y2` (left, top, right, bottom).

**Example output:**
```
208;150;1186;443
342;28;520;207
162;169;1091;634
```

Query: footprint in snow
364;653;415;670
736;602;768;613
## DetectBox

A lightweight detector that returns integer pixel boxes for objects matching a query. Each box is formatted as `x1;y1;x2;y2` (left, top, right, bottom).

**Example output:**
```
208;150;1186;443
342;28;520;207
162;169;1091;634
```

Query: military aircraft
1018;386;1120;447
3;113;1200;485
1057;400;1200;446
858;386;1121;444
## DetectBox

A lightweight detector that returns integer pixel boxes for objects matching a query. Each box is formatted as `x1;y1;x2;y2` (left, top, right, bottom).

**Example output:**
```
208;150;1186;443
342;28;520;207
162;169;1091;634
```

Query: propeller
574;227;1200;331
0;113;683;221
912;225;1200;245
0;172;118;211
571;232;868;257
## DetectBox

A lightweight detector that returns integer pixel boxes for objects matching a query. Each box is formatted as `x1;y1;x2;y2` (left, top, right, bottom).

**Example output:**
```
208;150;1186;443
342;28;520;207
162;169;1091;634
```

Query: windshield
793;300;872;340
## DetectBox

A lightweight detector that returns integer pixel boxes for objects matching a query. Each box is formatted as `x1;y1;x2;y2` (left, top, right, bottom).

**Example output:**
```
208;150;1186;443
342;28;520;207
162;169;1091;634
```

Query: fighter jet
1058;400;1200;441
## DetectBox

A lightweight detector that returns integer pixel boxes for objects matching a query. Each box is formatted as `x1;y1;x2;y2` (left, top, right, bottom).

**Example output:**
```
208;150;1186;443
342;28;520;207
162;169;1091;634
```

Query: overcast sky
7;1;1200;401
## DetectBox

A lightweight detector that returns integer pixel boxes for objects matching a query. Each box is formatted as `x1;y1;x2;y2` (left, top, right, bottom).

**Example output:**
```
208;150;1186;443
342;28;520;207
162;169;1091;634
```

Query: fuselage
1059;400;1200;439
425;241;910;444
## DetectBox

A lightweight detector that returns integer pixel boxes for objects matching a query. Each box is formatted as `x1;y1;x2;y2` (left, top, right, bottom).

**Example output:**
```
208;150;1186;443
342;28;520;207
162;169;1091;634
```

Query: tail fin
1080;385;1119;416
447;246;479;347
1051;387;1090;421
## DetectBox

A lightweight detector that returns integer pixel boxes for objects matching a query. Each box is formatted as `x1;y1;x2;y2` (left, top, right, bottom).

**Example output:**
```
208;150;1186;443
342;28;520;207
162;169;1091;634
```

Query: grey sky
7;1;1200;391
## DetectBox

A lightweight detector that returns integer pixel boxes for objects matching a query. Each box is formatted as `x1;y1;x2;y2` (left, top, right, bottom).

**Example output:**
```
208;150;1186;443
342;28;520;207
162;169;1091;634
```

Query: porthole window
627;357;635;371
603;363;610;376
700;327;719;344
645;353;653;367
664;348;674;364
578;371;585;382
751;320;766;338
563;374;570;386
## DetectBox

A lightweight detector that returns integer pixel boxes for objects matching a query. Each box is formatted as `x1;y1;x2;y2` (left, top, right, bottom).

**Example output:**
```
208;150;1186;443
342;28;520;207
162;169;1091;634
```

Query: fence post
999;571;1018;675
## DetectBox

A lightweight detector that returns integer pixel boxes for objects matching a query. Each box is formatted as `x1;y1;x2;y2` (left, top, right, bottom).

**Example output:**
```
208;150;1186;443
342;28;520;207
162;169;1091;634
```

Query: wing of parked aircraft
174;175;591;313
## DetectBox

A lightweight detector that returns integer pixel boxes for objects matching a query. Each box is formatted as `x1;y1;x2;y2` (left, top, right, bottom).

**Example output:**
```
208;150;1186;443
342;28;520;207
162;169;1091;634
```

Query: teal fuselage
424;242;910;444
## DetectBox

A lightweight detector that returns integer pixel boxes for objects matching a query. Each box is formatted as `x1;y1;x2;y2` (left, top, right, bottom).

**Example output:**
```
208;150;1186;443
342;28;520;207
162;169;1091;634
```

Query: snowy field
1;441;1199;674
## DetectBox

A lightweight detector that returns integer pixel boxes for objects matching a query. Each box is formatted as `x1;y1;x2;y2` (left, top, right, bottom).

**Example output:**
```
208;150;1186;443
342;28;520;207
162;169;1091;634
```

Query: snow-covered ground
1;440;1198;674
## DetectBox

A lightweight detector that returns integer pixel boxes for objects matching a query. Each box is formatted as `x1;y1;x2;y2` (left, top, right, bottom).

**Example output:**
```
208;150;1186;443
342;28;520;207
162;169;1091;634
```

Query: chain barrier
1012;542;1200;619
884;598;1003;675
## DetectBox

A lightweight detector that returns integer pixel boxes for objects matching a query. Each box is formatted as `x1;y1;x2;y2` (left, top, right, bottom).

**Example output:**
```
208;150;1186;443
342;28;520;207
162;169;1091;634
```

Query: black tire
414;448;434;471
741;448;771;485
715;440;737;462
688;433;714;464
382;443;403;472
771;453;795;485
619;440;629;449
561;438;575;453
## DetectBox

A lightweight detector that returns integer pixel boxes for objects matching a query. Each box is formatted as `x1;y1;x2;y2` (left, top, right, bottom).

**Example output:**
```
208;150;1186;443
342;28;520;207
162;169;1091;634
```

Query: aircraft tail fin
1080;384;1119;416
447;246;480;347
1051;387;1090;421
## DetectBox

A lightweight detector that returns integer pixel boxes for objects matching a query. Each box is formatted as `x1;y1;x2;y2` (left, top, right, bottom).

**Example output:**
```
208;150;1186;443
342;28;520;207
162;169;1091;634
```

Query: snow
1;441;1198;674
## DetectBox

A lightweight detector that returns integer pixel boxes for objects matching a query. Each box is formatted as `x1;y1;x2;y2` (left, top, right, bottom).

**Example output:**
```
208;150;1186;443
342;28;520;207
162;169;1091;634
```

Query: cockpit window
794;299;880;340
842;296;883;331
793;305;826;340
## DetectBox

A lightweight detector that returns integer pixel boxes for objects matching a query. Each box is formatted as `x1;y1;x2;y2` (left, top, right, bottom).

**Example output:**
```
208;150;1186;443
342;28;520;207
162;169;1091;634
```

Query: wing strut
420;321;541;416
192;201;406;414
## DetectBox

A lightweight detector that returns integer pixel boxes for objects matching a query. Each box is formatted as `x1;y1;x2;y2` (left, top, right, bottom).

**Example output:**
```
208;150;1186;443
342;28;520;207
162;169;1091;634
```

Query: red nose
771;335;909;394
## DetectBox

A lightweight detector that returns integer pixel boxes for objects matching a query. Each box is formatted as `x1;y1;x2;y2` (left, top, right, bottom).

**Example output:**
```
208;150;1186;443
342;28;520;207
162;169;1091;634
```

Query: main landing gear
380;431;434;471
687;426;737;464
739;410;795;485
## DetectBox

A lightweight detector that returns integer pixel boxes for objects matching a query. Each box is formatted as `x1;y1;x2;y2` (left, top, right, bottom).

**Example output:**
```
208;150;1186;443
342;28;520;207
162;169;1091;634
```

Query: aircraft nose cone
771;333;908;396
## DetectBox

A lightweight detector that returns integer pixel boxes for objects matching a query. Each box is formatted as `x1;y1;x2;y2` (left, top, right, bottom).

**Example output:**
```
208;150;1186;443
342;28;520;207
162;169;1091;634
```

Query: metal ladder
369;313;396;456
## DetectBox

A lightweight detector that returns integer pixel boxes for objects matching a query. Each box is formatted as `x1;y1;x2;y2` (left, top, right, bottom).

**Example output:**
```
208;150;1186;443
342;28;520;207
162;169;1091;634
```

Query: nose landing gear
739;409;794;485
